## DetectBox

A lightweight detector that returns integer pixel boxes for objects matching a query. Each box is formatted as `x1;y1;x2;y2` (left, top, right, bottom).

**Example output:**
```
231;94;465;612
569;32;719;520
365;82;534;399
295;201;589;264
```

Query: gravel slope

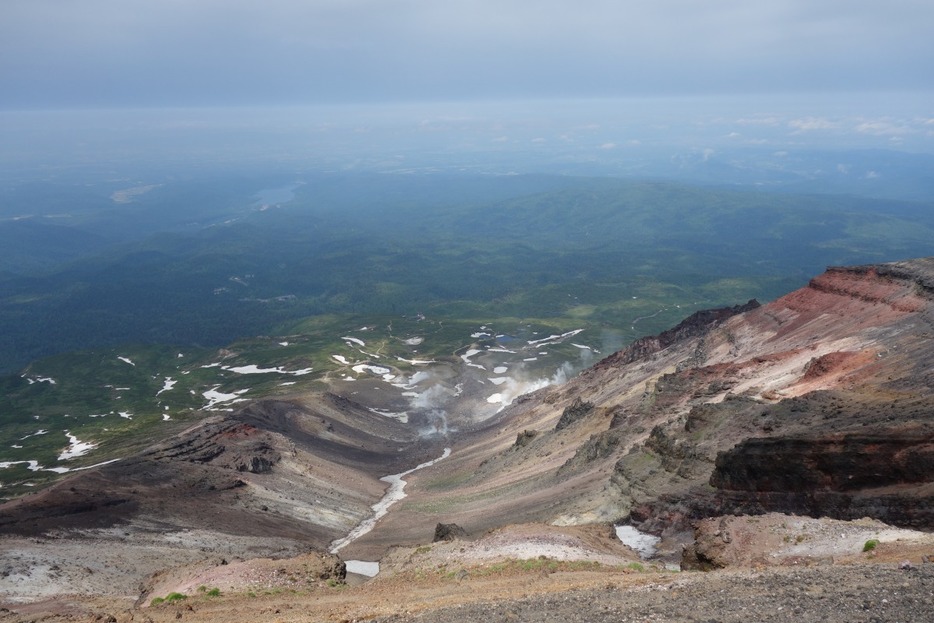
373;564;934;623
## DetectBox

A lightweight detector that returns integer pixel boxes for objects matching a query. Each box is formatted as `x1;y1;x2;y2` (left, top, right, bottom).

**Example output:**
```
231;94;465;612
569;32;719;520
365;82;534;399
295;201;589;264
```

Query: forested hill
2;173;933;373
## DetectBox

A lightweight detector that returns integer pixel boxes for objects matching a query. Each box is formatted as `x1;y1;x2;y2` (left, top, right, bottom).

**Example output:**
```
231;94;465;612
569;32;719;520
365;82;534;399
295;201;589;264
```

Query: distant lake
254;182;303;206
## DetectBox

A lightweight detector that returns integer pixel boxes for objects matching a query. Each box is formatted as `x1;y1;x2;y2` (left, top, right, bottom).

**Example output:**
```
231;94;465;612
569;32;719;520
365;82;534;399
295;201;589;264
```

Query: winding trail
329;447;452;554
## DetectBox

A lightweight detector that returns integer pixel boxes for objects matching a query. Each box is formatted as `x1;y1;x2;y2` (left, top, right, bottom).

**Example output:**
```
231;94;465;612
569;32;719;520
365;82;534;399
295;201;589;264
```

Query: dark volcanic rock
555;397;594;431
711;434;934;492
142;420;283;475
513;430;539;448
599;299;760;368
693;431;934;528
433;523;468;542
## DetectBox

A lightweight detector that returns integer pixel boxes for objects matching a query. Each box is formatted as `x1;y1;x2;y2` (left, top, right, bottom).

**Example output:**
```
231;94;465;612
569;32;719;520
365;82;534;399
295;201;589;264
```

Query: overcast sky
2;0;933;109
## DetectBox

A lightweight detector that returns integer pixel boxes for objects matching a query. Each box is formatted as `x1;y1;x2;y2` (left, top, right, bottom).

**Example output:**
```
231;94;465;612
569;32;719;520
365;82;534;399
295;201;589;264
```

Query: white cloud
736;116;782;126
788;117;839;132
855;120;911;136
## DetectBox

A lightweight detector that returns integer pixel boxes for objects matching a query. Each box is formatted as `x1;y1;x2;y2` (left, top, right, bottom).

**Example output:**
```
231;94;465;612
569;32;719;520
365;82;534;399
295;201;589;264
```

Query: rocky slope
3;258;934;619
339;258;934;560
0;393;438;602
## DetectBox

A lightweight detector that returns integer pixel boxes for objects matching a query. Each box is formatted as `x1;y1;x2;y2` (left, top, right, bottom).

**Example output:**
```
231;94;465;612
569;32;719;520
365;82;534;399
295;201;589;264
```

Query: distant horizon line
3;88;933;114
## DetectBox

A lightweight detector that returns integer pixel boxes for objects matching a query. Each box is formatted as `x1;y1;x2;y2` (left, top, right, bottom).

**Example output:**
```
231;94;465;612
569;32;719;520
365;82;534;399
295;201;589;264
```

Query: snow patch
367;408;409;423
330;448;451;553
527;329;584;347
156;377;177;396
342;336;366;347
24;375;56;385
615;525;660;559
58;432;96;461
352;364;392;377
0;460;41;472
1;458;120;475
460;349;486;370
224;364;313;376
345;560;380;577
396;356;436;365
117;356;136;366
202;387;250;410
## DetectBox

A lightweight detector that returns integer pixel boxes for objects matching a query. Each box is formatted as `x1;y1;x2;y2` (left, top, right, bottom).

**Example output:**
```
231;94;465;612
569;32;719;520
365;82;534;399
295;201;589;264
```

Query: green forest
3;173;932;374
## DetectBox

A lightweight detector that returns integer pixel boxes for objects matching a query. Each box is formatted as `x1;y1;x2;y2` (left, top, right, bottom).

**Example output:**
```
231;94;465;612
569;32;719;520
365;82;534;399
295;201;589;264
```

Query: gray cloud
1;0;932;108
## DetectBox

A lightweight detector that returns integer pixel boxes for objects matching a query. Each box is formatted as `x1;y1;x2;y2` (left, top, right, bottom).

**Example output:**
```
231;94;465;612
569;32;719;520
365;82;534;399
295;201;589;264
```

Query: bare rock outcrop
554;397;594;431
433;523;468;542
597;299;760;368
711;434;934;492
681;513;934;571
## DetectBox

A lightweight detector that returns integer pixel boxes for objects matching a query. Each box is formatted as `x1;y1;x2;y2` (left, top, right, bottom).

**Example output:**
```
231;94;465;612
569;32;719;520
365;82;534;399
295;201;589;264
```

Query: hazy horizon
2;93;932;204
4;1;930;194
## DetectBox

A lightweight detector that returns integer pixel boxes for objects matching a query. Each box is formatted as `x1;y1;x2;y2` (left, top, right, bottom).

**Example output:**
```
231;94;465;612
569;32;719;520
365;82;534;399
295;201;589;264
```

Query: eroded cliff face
711;433;934;492
606;259;934;533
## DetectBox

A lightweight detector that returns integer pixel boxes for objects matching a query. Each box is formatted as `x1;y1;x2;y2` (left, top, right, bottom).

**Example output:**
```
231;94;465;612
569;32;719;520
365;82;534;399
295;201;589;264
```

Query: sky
2;0;933;109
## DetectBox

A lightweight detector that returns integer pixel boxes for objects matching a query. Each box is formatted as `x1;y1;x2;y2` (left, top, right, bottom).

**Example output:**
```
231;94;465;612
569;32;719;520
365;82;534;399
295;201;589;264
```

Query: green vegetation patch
151;592;187;606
